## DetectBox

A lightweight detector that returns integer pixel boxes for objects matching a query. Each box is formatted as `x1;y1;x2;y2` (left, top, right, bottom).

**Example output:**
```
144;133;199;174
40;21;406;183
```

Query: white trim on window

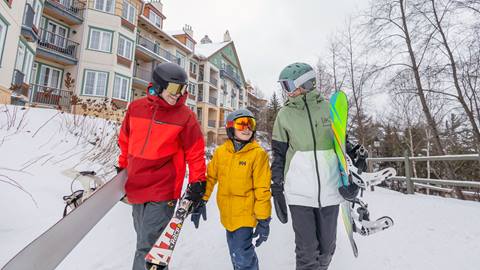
94;0;115;13
112;74;130;101
0;18;7;66
83;70;108;97
122;1;136;24
88;28;112;53
148;11;162;28
117;35;133;60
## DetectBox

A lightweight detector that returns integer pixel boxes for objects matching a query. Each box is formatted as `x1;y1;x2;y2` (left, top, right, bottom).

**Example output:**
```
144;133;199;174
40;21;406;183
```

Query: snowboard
329;90;359;257
2;170;127;270
145;197;193;270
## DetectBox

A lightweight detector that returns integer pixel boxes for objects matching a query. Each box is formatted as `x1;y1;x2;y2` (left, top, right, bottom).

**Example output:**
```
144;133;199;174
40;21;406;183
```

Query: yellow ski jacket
204;140;272;232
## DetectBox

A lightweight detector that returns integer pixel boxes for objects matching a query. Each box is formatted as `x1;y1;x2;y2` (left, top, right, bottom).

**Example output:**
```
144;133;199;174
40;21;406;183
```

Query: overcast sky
162;0;369;98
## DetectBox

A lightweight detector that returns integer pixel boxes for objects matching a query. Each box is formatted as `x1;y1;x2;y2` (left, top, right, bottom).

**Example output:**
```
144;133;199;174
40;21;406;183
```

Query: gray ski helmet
149;62;188;96
226;109;256;141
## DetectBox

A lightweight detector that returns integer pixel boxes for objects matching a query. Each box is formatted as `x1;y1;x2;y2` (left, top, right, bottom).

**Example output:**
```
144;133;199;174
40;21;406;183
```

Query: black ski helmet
149;62;188;96
226;109;256;141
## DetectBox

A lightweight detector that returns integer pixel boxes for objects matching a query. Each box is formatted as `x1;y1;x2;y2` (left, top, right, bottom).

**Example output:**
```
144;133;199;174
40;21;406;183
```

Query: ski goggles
148;82;187;96
164;82;187;96
227;117;257;131
278;70;316;93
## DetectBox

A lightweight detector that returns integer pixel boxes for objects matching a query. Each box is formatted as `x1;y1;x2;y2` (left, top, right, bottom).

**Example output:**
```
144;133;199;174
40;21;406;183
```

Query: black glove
114;166;123;174
185;181;206;204
191;200;207;229
271;183;288;224
253;218;271;247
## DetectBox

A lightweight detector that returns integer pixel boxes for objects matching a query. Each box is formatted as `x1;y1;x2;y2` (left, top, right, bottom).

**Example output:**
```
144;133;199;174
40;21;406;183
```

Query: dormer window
149;11;162;28
186;39;194;50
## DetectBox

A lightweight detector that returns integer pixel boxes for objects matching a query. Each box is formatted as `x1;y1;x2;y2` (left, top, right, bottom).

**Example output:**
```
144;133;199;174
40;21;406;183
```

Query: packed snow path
1;106;479;270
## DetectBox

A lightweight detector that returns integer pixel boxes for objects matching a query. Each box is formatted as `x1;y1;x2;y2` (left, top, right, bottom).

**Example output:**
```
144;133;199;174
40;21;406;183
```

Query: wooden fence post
405;150;414;194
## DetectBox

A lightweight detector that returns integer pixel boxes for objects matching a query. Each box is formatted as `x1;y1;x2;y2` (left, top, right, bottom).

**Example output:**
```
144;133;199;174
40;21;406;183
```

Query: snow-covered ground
1;105;480;270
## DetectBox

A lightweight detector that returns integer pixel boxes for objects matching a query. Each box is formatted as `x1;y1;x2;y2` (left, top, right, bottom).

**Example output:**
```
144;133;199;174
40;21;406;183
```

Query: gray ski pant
289;205;339;270
132;200;176;270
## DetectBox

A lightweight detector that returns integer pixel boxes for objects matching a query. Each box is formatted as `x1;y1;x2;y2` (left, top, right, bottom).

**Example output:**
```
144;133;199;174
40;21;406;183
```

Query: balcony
208;120;216;128
29;84;72;110
12;69;25;87
21;3;38;42
44;0;85;25
220;66;242;87
133;65;152;88
208;96;217;106
37;28;79;65
136;35;180;63
209;77;218;88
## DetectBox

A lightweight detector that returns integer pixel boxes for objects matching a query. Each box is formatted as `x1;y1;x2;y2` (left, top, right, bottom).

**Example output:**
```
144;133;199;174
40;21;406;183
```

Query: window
83;70;108;96
186;39;194;50
94;0;114;13
176;51;185;68
14;42;34;84
189;61;197;75
188;82;196;96
117;35;133;60
122;1;136;23
113;74;130;101
46;21;68;48
0;17;8;66
88;28;112;53
148;11;162;28
33;0;42;29
39;65;62;88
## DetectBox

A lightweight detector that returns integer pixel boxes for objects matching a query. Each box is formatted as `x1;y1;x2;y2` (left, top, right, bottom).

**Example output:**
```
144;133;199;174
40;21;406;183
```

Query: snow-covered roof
165;30;186;36
195;41;230;59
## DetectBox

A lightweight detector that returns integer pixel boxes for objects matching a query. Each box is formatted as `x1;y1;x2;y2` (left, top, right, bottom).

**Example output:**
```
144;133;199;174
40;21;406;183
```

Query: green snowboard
329;90;358;257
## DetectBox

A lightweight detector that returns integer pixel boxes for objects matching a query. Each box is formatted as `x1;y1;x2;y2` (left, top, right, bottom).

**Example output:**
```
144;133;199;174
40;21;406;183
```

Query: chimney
183;24;193;37
150;0;163;13
201;35;212;44
223;30;231;42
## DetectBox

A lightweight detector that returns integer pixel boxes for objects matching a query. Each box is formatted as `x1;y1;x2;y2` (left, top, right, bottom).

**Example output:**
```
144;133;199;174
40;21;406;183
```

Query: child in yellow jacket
191;109;272;270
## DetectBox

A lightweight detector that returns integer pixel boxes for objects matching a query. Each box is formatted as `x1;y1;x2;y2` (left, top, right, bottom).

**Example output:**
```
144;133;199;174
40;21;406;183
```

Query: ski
2;170;127;270
145;197;193;270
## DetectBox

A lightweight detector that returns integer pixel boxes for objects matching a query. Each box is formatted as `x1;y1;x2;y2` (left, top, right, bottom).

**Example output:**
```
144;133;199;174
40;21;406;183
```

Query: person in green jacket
271;62;343;270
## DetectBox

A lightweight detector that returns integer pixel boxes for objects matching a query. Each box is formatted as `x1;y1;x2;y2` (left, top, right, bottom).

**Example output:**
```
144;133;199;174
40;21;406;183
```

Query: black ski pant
289;204;339;270
132;200;176;270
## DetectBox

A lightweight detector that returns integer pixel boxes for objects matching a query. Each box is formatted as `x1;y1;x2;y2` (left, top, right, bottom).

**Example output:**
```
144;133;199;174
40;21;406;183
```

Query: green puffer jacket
271;90;343;208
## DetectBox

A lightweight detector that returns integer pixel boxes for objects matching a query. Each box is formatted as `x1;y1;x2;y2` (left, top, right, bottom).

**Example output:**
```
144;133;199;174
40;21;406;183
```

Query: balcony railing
208;120;216;128
210;77;218;87
47;0;85;20
209;96;217;105
220;66;242;87
137;35;180;63
38;28;79;59
29;84;72;109
134;66;152;82
12;69;25;87
22;3;35;29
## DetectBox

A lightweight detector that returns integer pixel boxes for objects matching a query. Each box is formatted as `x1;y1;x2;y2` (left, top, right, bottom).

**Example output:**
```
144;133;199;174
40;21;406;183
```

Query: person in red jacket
117;62;206;270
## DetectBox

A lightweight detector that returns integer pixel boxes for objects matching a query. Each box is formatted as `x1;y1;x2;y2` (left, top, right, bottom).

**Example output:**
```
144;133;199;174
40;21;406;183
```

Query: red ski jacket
118;92;206;204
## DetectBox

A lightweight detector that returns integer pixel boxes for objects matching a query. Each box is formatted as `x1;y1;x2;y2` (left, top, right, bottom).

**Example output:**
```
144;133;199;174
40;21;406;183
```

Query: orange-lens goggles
227;117;256;131
165;82;187;96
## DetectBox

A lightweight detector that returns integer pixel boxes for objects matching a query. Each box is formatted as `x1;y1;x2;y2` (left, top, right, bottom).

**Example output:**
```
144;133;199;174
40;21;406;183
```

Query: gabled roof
194;41;231;59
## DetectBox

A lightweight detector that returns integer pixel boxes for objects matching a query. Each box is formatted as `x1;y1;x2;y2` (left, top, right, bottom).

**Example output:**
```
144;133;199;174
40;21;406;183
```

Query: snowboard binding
61;170;104;217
